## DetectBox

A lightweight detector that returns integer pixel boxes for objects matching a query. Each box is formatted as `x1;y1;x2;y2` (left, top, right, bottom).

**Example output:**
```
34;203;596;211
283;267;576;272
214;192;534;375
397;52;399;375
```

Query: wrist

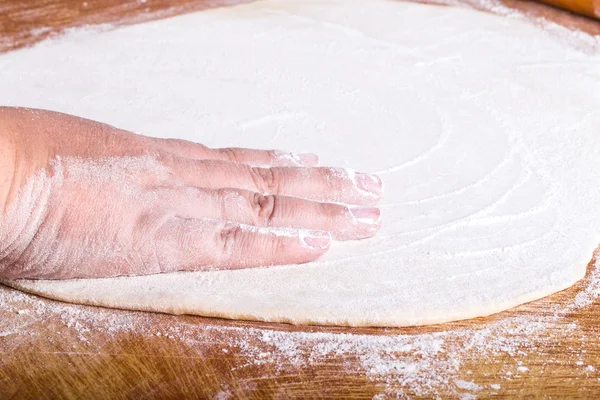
0;107;56;214
0;116;18;214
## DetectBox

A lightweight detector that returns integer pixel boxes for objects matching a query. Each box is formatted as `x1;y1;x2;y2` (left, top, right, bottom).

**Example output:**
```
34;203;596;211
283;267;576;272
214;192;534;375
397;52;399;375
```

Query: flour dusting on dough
2;0;599;326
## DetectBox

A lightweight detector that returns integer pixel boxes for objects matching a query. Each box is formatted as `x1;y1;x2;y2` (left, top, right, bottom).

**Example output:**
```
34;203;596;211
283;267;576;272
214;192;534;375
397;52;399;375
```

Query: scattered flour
455;380;482;391
415;0;600;52
1;0;600;397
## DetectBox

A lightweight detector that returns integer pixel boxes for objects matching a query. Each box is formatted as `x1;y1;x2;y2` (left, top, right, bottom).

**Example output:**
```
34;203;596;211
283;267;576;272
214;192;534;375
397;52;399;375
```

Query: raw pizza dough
2;0;600;326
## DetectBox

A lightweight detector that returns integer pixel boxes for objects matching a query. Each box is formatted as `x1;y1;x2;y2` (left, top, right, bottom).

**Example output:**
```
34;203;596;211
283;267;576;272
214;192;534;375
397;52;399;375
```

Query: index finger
150;137;319;167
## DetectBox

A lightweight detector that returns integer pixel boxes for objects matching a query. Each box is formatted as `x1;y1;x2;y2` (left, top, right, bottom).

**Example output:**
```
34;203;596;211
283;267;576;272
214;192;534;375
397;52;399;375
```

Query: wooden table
1;1;600;398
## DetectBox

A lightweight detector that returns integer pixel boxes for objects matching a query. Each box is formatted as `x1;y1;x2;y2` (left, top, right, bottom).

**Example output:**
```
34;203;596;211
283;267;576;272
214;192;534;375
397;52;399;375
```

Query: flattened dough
2;0;600;326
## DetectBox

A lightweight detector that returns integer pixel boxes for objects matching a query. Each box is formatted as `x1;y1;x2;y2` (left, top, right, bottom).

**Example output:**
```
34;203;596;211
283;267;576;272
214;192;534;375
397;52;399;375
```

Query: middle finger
161;155;383;206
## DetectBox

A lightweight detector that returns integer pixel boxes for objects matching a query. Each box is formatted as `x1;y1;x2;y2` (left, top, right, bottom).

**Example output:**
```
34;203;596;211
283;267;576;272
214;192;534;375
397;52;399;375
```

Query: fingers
214;148;320;168
145;217;330;273
153;187;381;240
161;156;383;206
150;138;318;167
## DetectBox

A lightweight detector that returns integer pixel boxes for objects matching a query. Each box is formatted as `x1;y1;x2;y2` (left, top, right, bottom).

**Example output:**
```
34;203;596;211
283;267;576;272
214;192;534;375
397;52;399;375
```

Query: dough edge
1;242;593;327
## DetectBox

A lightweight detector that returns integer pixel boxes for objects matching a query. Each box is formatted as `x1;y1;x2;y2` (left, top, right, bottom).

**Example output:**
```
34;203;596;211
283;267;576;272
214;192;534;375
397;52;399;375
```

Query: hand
0;107;382;279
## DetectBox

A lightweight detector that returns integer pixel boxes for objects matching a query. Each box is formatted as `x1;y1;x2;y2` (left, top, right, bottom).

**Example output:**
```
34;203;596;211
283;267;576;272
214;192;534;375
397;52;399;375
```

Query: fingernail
299;230;331;250
350;206;381;226
355;173;383;195
349;206;382;238
292;152;319;167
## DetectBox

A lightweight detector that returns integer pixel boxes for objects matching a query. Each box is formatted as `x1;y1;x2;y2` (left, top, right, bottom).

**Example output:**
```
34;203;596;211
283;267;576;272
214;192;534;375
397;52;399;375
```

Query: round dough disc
2;0;600;326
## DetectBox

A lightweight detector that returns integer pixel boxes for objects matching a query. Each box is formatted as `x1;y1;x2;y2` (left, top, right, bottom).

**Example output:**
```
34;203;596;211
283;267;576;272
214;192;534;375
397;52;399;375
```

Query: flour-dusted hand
0;107;382;279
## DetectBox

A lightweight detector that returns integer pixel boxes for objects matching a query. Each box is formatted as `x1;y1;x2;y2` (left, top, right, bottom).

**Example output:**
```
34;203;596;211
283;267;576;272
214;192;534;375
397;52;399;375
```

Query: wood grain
1;0;600;54
536;0;599;19
1;1;600;398
501;0;600;34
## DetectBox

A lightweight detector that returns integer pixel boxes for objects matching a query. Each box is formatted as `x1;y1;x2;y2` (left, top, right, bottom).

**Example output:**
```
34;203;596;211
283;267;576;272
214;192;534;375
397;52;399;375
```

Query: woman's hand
0;107;382;280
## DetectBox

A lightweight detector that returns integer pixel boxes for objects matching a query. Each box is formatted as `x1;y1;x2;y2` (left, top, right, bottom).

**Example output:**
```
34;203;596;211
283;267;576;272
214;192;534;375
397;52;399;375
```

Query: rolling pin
535;0;599;19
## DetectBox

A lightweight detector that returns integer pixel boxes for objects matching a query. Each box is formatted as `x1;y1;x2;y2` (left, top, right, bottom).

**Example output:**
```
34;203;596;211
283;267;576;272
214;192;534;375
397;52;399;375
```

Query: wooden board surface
1;0;600;54
535;0;599;19
1;1;600;398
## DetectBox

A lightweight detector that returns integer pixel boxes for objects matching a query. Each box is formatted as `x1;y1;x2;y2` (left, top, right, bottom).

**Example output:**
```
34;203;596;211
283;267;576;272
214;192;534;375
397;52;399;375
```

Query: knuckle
217;223;245;257
251;167;282;195
215;188;241;219
321;202;343;218
156;151;175;169
215;187;236;200
320;167;336;181
266;150;278;163
250;192;277;226
135;212;169;274
318;167;344;191
218;148;241;163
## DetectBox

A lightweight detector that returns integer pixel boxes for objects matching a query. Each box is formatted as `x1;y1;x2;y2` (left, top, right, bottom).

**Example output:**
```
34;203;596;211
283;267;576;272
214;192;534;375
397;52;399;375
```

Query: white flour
416;0;600;53
1;254;599;396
